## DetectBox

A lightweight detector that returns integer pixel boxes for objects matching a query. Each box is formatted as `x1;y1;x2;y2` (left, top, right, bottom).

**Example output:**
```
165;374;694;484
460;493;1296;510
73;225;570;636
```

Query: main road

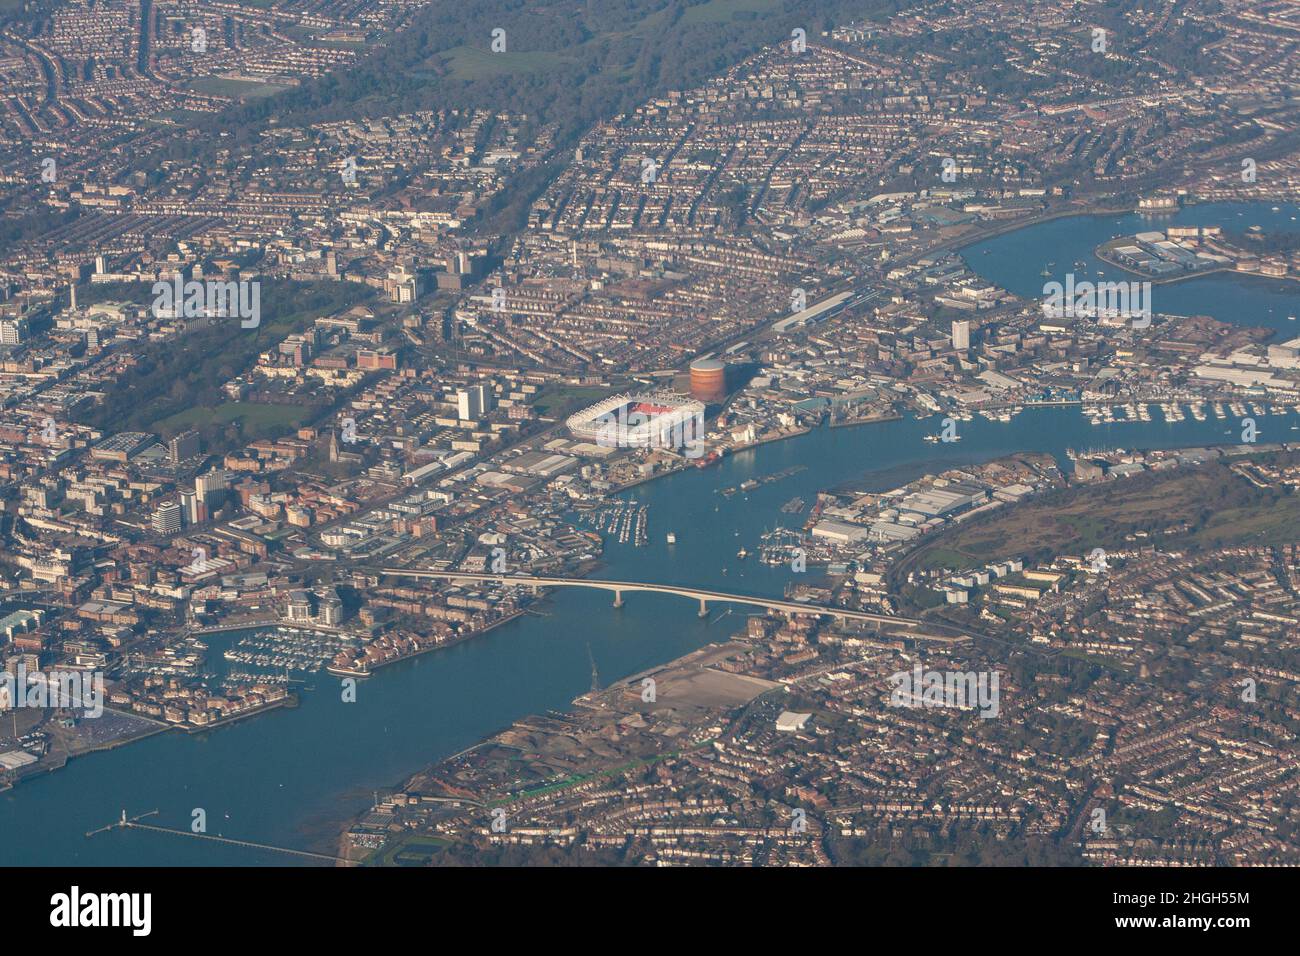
373;568;966;640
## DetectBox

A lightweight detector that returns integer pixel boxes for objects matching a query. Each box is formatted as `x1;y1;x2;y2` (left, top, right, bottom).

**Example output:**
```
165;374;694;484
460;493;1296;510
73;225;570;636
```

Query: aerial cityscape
1;0;1299;887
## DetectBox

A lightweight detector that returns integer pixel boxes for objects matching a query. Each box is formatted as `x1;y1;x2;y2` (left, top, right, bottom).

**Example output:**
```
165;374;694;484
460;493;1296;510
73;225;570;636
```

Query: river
2;201;1297;865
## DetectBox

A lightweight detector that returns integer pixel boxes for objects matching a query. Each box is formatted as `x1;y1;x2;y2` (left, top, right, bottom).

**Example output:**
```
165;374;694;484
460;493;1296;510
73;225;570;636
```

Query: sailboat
666;532;677;544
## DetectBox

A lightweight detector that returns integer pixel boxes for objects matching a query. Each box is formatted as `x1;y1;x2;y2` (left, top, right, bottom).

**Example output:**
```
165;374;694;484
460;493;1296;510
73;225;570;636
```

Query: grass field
681;0;783;24
153;402;312;434
431;0;779;81
532;385;609;417
1191;493;1300;549
439;46;572;80
188;77;293;100
281;25;367;48
74;279;372;448
369;834;451;867
909;457;1300;573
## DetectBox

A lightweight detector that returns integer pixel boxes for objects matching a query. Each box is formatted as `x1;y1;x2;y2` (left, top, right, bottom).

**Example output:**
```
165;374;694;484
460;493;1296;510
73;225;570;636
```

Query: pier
87;810;357;865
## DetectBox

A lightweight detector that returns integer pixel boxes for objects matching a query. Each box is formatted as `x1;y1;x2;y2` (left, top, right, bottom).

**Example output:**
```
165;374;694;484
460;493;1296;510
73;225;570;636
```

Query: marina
1079;401;1299;427
222;627;358;677
758;527;805;566
9;395;1299;867
4;202;1298;866
577;502;650;547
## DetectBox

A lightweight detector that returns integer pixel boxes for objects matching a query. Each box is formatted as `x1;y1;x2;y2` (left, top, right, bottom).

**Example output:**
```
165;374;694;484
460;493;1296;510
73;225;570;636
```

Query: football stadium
566;391;706;451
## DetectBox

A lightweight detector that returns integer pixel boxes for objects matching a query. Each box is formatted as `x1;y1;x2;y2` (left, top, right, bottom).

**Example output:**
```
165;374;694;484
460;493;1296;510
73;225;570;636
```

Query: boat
1289;315;1296;322
666;532;676;545
737;548;749;560
325;663;372;678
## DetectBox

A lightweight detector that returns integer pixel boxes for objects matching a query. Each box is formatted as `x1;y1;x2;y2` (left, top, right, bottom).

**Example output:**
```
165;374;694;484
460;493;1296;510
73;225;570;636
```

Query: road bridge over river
375;569;957;638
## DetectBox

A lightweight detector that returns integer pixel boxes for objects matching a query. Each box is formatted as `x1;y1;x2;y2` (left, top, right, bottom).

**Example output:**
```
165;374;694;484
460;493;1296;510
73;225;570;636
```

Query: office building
0;317;28;346
195;470;227;514
457;383;494;421
952;319;971;351
169;430;201;464
180;490;204;526
152;501;182;535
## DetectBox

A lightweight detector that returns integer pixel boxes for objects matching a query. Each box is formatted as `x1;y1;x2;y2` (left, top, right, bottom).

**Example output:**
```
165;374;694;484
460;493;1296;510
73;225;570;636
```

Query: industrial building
688;358;727;404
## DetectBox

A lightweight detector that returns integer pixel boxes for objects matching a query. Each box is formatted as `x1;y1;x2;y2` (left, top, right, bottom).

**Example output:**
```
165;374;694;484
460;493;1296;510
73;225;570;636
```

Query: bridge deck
377;568;919;628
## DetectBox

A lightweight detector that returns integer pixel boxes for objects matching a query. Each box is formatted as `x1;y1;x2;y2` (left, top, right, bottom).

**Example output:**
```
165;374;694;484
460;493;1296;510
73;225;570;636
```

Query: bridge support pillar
698;598;708;618
612;589;623;609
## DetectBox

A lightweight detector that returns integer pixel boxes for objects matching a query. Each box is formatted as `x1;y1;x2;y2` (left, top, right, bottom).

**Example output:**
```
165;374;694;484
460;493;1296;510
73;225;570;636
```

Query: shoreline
0;606;534;797
15;196;1297;859
1093;244;1300;288
335;408;1300;860
942;202;1133;260
604;426;813;494
947;194;1297;261
339;427;1300;862
0;709;171;794
0;691;305;794
829;410;904;429
324;608;530;678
